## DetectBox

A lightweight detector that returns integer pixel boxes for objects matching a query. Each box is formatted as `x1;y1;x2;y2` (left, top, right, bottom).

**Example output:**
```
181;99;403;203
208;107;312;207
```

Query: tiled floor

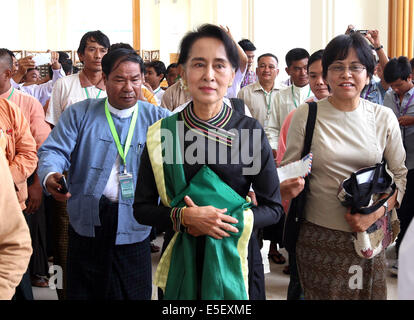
33;236;399;300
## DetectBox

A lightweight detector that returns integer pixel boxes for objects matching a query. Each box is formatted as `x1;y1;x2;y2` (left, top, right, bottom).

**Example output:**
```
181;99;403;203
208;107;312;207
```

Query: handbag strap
302;102;318;157
296;102;318;210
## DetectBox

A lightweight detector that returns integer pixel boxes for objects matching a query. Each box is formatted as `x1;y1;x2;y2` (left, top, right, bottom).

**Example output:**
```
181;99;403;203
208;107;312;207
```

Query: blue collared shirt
384;86;414;170
38;98;171;244
361;78;388;105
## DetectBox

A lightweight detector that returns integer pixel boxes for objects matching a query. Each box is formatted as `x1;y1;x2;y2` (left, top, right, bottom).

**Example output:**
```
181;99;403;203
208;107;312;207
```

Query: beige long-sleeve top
265;84;312;149
237;80;280;128
0;149;32;300
160;81;192;111
282;98;407;232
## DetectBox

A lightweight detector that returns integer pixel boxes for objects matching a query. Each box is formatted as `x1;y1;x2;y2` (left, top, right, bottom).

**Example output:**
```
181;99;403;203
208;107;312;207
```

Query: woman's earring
180;78;188;91
228;82;233;88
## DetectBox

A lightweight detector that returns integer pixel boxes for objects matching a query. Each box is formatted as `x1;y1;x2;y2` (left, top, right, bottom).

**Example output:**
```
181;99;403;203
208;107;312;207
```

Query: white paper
277;153;312;183
31;52;51;66
356;169;375;184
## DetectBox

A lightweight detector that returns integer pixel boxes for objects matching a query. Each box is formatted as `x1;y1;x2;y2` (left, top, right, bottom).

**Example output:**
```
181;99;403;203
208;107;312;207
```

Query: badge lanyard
6;88;14;100
263;90;273;115
104;99;139;173
362;83;372;99
394;93;414;117
262;89;273;127
84;87;102;99
292;86;311;108
394;93;414;151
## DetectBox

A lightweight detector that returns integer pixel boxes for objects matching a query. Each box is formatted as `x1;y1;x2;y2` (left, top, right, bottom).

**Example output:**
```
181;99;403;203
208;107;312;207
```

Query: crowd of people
1;23;414;300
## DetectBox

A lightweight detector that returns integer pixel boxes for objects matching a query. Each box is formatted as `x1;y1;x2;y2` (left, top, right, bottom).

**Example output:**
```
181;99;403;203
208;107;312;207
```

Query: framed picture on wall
12;50;25;59
169;53;179;64
142;50;151;62
151;50;160;61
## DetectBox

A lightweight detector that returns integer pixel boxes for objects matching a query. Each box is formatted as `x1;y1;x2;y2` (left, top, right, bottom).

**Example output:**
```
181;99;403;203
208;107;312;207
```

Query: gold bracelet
181;207;187;227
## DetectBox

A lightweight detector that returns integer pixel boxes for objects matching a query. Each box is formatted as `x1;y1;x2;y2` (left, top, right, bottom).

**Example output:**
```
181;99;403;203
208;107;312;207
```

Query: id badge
119;173;134;200
264;116;269;128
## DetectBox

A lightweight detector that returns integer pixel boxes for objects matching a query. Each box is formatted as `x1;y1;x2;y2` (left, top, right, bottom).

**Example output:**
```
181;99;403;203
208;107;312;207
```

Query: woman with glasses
282;32;407;299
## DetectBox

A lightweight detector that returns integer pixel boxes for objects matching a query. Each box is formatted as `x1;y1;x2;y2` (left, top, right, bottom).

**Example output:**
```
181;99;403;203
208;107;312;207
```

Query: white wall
140;0;247;65
1;0;133;51
252;0;388;82
1;0;389;70
159;0;190;65
253;0;312;81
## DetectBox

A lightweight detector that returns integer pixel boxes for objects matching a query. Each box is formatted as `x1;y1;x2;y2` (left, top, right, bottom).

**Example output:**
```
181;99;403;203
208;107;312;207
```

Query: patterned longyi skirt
296;220;387;300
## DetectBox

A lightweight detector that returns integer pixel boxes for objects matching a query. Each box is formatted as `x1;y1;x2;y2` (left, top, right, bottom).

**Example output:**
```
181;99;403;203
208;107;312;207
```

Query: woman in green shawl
133;24;285;300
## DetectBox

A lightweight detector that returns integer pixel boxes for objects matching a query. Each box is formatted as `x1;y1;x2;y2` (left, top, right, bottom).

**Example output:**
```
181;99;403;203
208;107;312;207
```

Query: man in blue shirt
38;48;171;299
360;30;389;105
383;56;414;276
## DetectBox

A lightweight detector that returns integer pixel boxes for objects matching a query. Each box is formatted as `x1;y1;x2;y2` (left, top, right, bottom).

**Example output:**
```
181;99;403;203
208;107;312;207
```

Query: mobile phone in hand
356;30;368;35
57;176;68;194
32;52;51;67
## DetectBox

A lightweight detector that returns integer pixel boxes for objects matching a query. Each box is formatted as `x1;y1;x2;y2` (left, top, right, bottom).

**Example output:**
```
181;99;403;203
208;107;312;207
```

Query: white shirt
279;77;292;88
153;86;165;105
226;68;247;99
265;83;312;149
399;219;414;299
46;73;107;126
10;68;65;106
237;80;280;128
102;102;137;202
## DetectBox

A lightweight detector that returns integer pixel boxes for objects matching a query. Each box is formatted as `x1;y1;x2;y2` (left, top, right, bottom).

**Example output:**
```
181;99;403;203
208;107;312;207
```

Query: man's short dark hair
307;49;324;71
77;30;110;56
238;39;256;52
109;42;134;52
3;49;15;59
285;48;310;68
166;63;178;75
410;58;414;71
322;33;375;79
384;56;413;83
106;43;145;75
0;49;13;70
145;60;166;78
178;24;239;71
102;48;144;78
257;53;278;65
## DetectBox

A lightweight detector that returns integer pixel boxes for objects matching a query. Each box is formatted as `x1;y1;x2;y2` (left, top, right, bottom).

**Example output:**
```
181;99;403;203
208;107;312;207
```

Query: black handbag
282;102;317;253
337;161;399;259
337;161;396;215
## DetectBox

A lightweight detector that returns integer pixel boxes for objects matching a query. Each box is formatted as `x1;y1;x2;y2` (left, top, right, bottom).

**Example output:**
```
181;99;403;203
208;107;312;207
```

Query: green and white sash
146;113;254;300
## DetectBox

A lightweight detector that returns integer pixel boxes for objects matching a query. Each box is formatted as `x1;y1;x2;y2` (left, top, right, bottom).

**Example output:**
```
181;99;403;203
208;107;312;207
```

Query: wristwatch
382;200;389;215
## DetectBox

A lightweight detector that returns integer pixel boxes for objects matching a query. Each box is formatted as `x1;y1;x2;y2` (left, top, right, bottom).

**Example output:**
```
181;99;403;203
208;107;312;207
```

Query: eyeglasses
328;64;366;74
